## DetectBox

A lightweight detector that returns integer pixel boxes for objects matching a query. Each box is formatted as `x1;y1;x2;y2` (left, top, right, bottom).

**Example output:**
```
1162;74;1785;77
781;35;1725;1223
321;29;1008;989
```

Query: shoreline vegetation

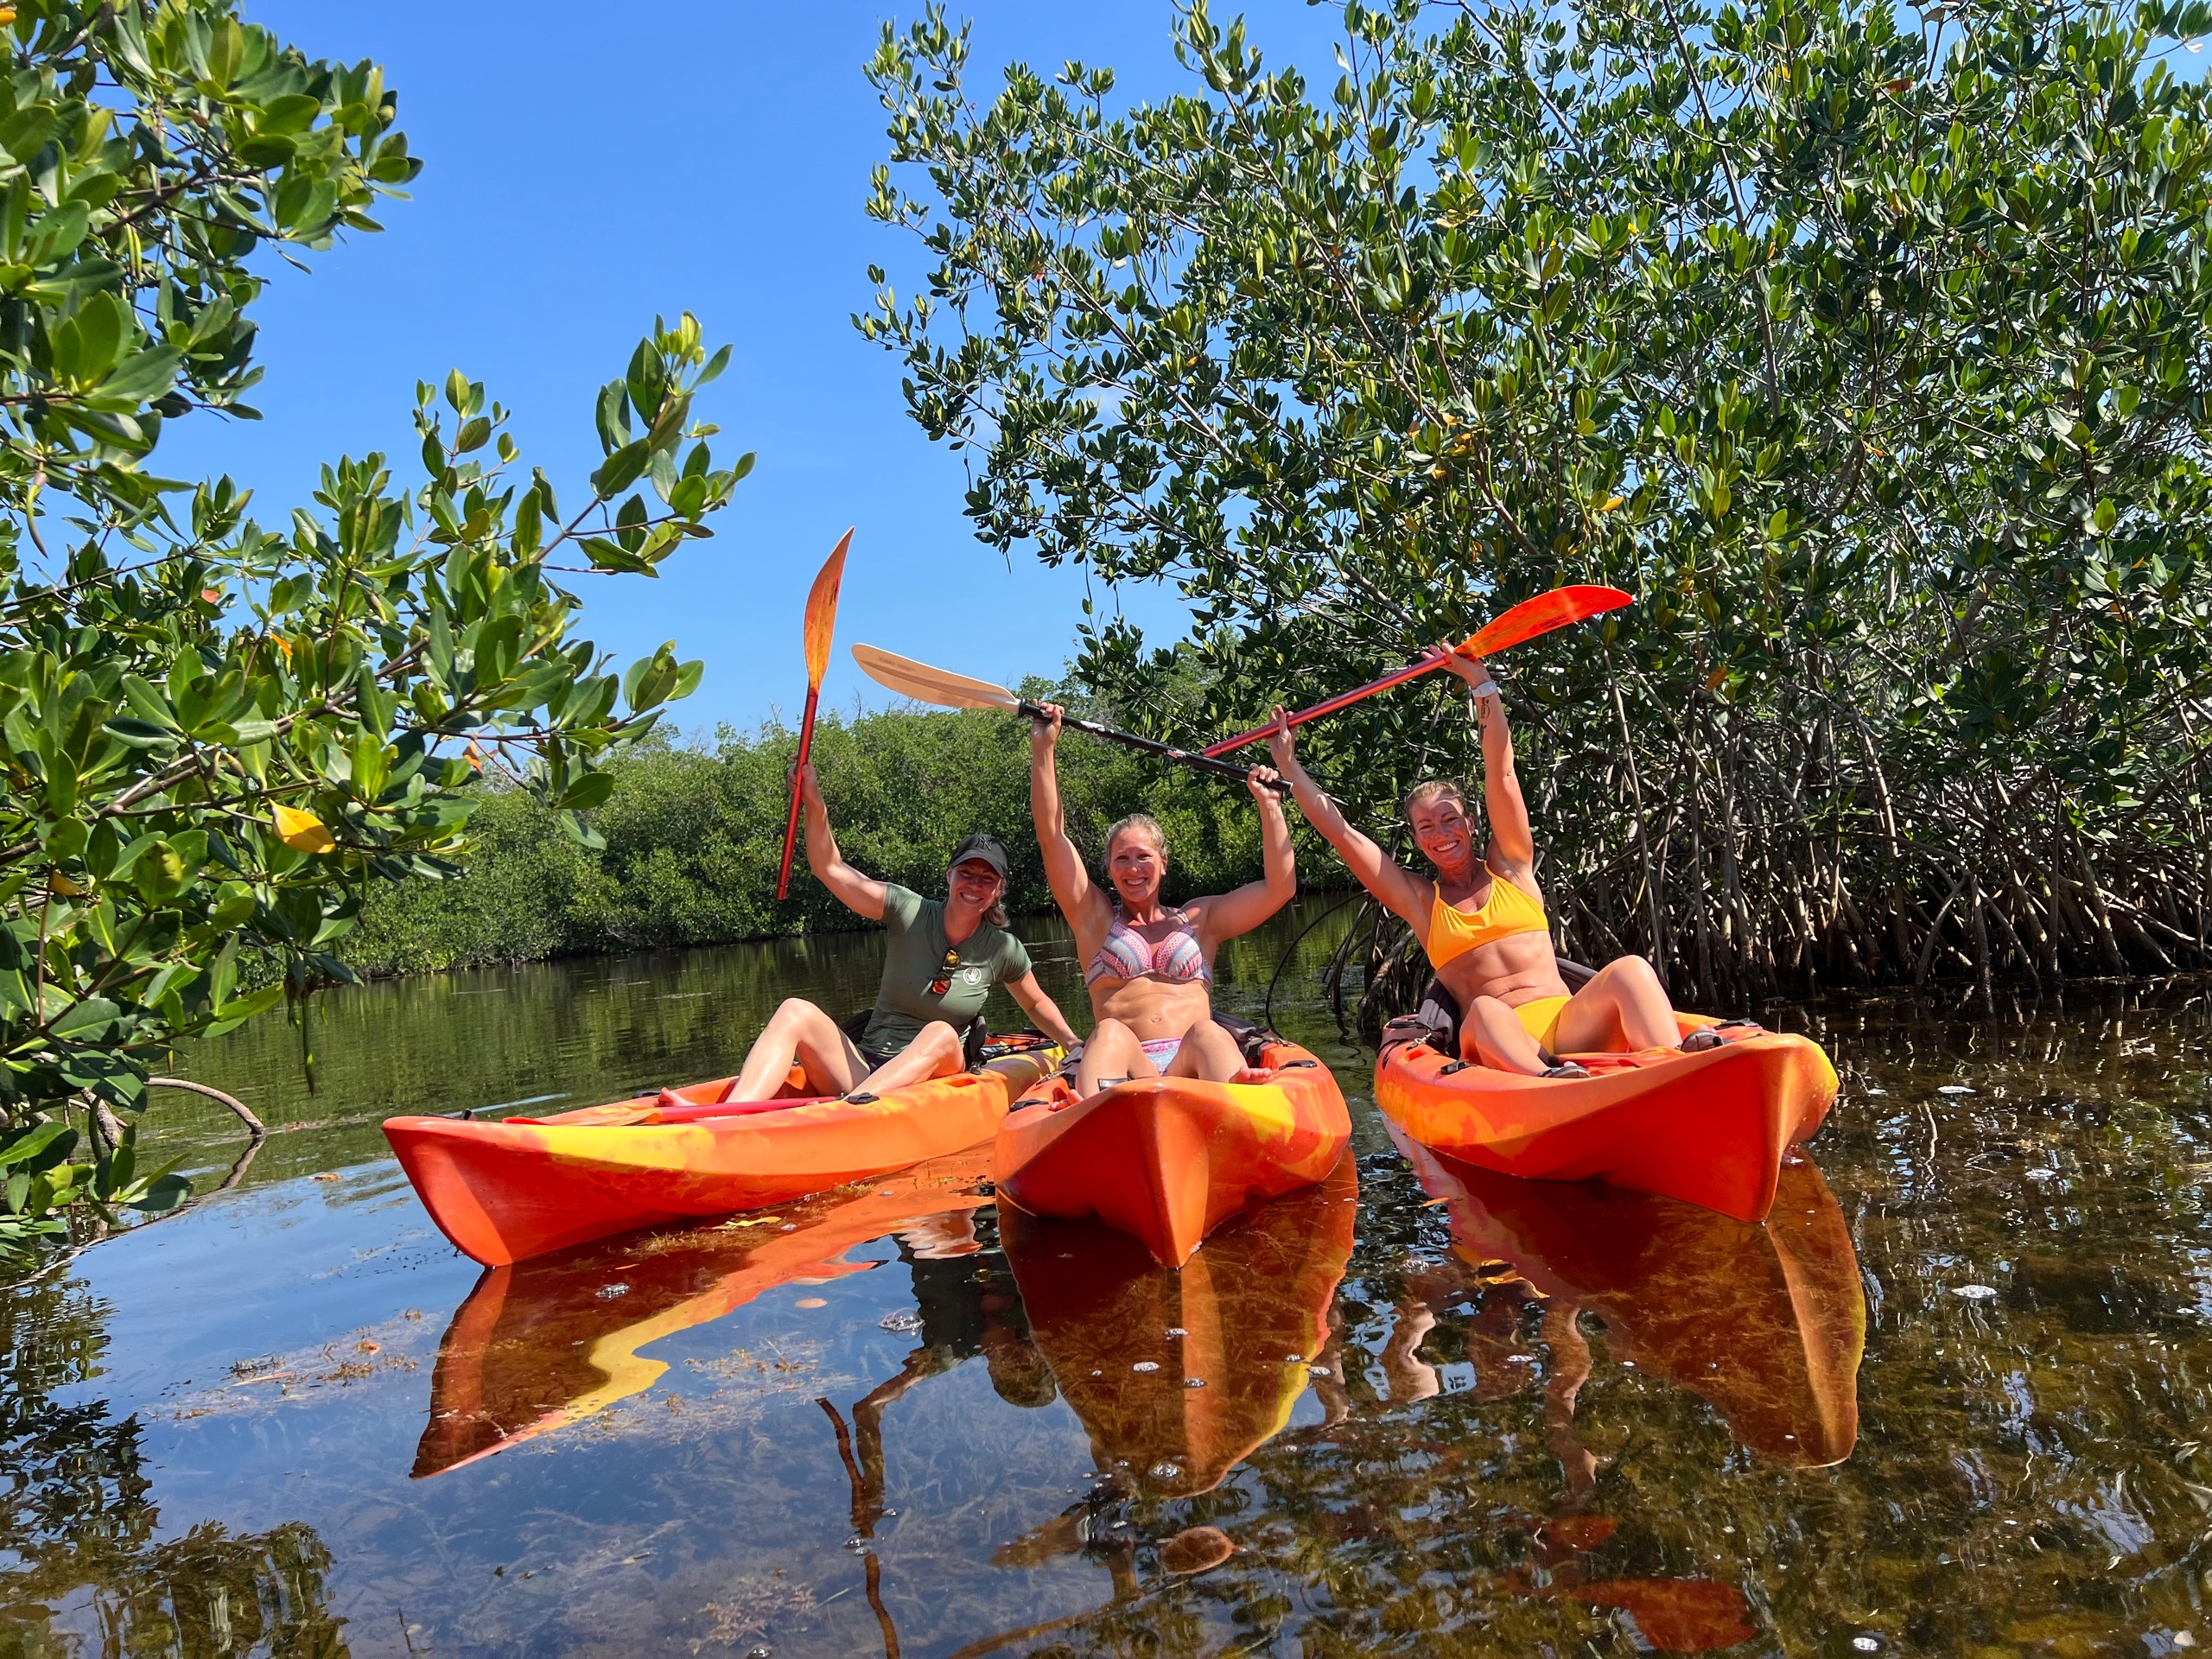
861;0;2212;1031
343;691;1289;977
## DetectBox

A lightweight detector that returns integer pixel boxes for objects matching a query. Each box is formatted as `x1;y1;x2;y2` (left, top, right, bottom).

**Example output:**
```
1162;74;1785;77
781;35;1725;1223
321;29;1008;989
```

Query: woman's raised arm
798;761;888;920
1443;652;1534;875
1028;704;1109;932
1192;765;1299;944
1266;709;1432;928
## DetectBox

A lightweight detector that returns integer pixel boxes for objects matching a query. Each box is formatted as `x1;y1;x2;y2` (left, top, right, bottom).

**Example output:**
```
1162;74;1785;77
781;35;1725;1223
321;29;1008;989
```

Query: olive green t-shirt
859;884;1033;1056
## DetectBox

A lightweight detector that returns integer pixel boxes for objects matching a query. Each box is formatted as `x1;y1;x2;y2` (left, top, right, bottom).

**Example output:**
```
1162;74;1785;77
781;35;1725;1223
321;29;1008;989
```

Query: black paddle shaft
1016;700;1289;794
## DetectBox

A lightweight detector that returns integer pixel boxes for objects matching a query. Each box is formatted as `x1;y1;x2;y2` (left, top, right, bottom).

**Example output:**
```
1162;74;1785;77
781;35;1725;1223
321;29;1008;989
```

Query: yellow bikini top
1423;866;1548;969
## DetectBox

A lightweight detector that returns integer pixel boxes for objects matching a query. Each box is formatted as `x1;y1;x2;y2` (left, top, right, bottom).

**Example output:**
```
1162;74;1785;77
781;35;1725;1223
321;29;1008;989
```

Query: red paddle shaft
1204;584;1631;758
774;687;822;900
1205;657;1446;759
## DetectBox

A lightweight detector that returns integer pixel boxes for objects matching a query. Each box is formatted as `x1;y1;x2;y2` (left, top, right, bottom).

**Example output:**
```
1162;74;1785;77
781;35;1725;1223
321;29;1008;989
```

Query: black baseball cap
948;832;1009;882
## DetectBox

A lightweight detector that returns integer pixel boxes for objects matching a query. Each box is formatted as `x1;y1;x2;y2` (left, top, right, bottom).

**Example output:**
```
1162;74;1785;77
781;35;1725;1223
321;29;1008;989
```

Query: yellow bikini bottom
1511;995;1573;1052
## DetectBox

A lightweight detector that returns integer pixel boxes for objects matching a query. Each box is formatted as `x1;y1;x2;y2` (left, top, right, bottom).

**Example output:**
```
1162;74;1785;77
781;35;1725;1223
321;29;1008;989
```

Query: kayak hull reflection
995;1039;1351;1267
1001;1153;1357;1496
1375;1018;1837;1223
387;1048;1058;1268
1394;1125;1863;1465
414;1143;1001;1476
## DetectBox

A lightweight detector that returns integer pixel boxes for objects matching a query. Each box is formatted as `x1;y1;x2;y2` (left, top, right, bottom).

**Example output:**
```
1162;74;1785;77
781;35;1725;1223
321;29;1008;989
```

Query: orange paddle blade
802;529;853;687
1203;583;1633;758
1463;584;1632;657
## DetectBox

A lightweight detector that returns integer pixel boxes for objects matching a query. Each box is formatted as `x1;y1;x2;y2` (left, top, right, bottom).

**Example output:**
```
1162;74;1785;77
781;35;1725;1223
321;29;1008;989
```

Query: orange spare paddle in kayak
776;528;852;900
1204;583;1631;759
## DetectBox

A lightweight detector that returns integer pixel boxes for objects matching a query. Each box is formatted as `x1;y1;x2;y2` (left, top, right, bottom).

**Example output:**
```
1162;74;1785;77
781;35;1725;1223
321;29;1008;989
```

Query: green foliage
0;1;744;1249
345;695;1285;974
864;0;2212;1005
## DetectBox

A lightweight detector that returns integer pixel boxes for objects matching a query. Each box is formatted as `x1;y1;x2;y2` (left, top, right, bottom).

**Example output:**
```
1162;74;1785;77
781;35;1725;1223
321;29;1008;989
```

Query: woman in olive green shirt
729;761;1082;1100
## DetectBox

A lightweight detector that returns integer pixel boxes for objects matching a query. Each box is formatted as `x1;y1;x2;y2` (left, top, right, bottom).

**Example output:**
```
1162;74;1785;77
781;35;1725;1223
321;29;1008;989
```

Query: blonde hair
1104;813;1167;859
1403;779;1470;821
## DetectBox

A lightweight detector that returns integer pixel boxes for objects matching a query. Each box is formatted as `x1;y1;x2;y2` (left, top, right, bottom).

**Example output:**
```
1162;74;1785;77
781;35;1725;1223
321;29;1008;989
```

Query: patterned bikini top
1085;904;1213;986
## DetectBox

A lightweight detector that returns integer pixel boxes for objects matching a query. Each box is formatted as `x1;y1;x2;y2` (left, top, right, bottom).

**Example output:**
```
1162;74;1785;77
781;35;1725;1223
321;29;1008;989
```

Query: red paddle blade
1462;584;1632;657
802;529;853;688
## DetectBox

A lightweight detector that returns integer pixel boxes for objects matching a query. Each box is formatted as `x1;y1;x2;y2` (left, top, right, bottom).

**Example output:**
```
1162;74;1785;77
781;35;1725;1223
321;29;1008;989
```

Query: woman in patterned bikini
1266;649;1711;1078
1028;703;1296;1097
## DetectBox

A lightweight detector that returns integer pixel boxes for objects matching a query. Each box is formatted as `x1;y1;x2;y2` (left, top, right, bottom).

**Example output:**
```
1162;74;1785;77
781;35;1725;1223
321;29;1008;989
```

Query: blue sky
156;2;1349;738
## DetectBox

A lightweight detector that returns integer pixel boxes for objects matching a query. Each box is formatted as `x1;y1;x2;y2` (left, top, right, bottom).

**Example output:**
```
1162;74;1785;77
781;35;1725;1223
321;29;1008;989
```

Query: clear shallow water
7;905;2212;1656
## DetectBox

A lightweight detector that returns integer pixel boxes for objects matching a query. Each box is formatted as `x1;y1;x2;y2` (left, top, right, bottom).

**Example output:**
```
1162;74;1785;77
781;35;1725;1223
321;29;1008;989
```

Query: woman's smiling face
1409;795;1478;874
948;858;1004;910
1107;828;1165;905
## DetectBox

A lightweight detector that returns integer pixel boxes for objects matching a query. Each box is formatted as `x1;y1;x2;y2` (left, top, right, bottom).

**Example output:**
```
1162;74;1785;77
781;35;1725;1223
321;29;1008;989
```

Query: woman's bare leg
852;1020;965;1095
1380;1300;1442;1405
1162;1019;1245;1083
733;997;866;1100
1550;957;1679;1053
1075;1019;1160;1096
1463;995;1550;1075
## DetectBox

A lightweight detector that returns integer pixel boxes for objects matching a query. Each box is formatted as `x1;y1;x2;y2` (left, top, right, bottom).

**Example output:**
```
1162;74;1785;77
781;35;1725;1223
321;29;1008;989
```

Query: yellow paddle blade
802;528;852;687
851;643;1020;713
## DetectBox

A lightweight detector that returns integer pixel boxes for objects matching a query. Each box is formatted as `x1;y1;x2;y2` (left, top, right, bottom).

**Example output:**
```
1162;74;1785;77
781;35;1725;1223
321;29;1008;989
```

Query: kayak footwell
995;1040;1351;1267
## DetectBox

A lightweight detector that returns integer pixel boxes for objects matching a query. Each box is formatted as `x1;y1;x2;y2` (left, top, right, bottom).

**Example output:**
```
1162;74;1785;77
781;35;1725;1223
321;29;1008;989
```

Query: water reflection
0;1271;347;1656
29;917;2212;1655
1393;1128;1865;1467
999;1154;1358;1499
414;1144;1004;1477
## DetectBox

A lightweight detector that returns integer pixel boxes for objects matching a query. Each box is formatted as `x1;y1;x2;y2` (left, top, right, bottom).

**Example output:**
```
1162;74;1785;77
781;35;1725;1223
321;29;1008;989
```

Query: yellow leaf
270;634;293;659
1705;665;1728;691
48;871;85;896
464;741;484;772
273;804;336;854
1599;493;1625;512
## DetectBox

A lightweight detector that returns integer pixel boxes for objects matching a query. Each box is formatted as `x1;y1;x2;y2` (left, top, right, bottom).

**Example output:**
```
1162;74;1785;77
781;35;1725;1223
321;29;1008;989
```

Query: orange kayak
385;1041;1060;1268
413;1142;1001;1476
1374;1015;1837;1223
998;1154;1355;1497
994;1037;1351;1267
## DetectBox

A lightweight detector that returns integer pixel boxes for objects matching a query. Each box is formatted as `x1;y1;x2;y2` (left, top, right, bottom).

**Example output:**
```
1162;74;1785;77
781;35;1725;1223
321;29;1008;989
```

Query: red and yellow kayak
385;1042;1060;1268
1375;1014;1837;1224
994;1037;1351;1268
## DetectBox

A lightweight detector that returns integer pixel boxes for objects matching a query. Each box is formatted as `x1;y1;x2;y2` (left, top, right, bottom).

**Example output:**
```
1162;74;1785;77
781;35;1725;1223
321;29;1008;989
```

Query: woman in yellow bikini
1266;649;1711;1077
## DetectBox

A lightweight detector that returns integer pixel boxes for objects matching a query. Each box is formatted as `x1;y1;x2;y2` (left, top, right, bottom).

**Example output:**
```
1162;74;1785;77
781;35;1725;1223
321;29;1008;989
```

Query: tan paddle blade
851;643;1020;713
802;529;853;687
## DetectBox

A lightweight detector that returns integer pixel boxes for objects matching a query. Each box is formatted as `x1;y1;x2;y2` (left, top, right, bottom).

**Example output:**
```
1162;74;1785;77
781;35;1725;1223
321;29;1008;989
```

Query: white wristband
1471;680;1502;701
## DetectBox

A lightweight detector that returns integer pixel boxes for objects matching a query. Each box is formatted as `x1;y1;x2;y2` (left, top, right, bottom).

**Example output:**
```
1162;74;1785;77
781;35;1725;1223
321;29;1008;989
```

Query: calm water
7;900;2212;1656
